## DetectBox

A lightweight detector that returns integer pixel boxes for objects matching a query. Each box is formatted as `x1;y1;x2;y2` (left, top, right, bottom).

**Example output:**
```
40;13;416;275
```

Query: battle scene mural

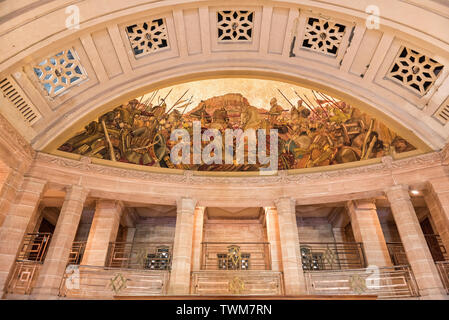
58;79;416;171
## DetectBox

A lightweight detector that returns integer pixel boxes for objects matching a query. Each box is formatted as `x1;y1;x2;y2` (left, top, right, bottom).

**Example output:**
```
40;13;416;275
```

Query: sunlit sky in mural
138;78;335;112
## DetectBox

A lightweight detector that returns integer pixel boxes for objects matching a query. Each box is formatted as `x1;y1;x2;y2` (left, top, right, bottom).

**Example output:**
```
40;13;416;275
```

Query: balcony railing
304;265;420;299
201;242;271;270
16;232;52;262
300;242;366;270
7;232;52;295
435;261;449;294
6;262;42;295
69;241;87;265
387;234;448;266
386;242;409;266
59;265;170;298
106;242;173;270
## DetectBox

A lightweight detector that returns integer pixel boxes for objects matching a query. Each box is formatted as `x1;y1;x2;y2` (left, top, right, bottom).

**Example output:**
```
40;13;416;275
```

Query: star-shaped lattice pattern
33;49;88;97
126;18;169;58
323;248;336;266
109;273;127;294
349;274;367;294
217;10;254;42
302;17;346;56
388;47;444;96
228;276;245;294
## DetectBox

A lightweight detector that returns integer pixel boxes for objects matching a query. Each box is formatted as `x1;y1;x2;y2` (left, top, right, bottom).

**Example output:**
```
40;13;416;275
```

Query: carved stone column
386;185;446;299
191;206;205;272
81;200;124;266
32;185;88;298
0;177;46;295
264;207;282;271
168;197;196;295
425;176;449;253
347;200;392;267
275;198;305;295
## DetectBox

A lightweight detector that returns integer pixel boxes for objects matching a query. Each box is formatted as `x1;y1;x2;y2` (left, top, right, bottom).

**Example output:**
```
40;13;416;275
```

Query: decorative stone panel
387;47;444;96
32;48;88;97
217;10;254;42
301;17;347;56
125;18;169;58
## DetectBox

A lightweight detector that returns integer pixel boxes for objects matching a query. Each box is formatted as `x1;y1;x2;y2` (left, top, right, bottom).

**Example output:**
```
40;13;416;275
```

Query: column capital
385;184;410;202
176;197;197;213
64;185;88;202
20;176;47;194
95;199;124;210
274;197;295;212
346;199;376;211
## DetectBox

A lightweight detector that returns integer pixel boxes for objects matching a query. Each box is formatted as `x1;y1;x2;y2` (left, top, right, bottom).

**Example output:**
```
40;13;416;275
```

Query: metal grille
6;262;42;295
387;235;448;266
69;241;86;265
59;265;170;298
435;261;449;294
0;76;41;125
17;233;52;262
300;242;366;270
201;242;271;270
106;242;173;270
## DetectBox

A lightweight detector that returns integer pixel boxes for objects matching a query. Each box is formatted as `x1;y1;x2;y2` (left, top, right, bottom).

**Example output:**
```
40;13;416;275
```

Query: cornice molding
34;151;443;186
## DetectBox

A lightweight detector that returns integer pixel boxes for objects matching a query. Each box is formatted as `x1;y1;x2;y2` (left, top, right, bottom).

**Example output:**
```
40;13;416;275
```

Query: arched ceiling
0;0;448;156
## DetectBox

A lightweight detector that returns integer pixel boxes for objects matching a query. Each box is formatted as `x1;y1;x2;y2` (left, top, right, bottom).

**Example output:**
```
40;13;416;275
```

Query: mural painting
58;79;415;171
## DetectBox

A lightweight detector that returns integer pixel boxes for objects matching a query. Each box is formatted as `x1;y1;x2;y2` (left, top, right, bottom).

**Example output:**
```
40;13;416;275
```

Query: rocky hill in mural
58;91;416;171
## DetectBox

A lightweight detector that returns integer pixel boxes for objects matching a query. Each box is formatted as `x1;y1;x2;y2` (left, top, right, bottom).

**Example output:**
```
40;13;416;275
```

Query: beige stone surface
275;198;306;295
0;177;46;295
386;185;447;299
167;197;196;295
81;200;124;266
32;185;88;297
347;200;392;267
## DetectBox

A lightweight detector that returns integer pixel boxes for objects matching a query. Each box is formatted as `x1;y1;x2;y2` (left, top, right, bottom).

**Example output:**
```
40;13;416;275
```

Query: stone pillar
425;177;449;252
332;228;347;242
124;227;136;243
81;200;124;267
32;185;88;298
386;185;446;299
0;177;46;294
168;198;196;295
347;200;392;267
275;198;305;295
191;206;205;271
265;207;282;271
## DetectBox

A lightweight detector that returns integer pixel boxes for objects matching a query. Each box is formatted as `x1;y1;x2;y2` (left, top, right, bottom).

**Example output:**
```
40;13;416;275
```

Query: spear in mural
316;91;344;111
180;95;194;115
277;88;295;109
304;92;329;118
166;89;189;114
157;88;173;109
144;89;159;111
292;89;319;117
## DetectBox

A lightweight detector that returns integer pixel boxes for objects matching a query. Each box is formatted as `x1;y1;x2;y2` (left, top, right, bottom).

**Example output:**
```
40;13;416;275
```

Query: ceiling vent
0;76;41;125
